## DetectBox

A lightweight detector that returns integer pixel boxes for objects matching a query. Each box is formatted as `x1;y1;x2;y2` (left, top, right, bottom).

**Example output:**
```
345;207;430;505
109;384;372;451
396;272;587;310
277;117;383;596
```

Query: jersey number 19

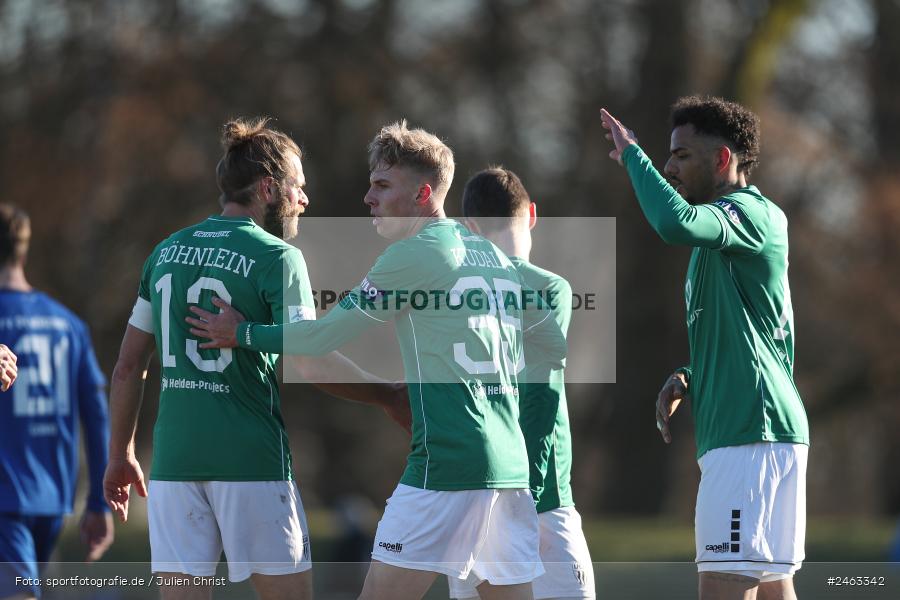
156;274;233;373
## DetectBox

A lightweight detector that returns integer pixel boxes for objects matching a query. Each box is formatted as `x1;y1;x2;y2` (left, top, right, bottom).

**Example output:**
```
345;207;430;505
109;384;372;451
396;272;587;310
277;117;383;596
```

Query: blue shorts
0;513;64;598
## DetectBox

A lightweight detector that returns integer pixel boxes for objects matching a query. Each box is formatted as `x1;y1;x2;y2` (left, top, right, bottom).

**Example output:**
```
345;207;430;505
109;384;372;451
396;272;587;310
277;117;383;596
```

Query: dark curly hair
671;96;761;176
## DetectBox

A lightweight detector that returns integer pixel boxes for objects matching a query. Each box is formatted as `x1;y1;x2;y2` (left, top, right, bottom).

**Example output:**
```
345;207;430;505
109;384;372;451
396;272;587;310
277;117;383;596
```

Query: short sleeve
260;247;317;326
137;248;158;302
129;249;159;332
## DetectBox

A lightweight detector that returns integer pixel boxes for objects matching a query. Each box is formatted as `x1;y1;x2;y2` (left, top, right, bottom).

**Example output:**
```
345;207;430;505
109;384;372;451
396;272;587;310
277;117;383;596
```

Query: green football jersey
623;145;809;458
511;257;575;513
137;215;314;480
238;219;532;490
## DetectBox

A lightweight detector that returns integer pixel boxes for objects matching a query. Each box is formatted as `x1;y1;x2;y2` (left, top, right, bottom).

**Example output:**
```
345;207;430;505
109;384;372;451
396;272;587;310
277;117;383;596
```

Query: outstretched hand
185;297;245;349
600;108;639;165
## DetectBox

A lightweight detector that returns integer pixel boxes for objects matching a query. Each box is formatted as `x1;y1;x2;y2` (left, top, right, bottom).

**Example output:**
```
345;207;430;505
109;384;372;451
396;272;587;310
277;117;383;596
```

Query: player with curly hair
602;97;809;600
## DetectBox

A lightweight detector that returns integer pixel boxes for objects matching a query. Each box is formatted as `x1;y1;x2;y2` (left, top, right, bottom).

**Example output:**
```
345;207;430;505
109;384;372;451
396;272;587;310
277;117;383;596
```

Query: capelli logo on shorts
705;542;738;553
377;541;403;553
572;562;586;586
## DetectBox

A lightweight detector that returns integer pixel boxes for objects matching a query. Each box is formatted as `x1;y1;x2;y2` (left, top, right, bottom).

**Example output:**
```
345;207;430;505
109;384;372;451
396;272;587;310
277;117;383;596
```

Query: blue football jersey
0;290;108;515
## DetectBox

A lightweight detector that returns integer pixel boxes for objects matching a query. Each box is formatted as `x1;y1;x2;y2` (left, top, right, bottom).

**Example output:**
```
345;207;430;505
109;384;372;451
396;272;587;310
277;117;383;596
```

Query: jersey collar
206;215;255;226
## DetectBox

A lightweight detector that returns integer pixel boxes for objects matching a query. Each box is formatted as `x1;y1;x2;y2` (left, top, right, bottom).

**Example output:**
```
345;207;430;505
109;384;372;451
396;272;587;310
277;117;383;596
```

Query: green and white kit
622;143;809;577
238;219;540;491
622;144;809;459
510;257;575;513
129;215;315;481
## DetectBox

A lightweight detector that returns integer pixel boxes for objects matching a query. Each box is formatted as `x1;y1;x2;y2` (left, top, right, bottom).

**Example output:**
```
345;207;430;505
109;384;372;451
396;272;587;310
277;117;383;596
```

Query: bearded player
103;118;407;600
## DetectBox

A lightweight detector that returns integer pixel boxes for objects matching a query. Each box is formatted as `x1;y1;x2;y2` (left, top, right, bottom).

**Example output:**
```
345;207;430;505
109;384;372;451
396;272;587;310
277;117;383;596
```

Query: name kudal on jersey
450;247;506;270
156;243;256;278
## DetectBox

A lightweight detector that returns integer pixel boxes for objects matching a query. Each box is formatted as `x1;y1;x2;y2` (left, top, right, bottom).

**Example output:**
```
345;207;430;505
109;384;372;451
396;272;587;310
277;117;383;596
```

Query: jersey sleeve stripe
407;313;430;488
345;293;389;323
523;309;554;334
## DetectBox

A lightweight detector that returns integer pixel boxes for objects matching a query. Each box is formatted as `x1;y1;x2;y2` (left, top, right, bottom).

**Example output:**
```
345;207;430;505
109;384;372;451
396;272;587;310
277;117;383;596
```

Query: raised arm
601;108;726;248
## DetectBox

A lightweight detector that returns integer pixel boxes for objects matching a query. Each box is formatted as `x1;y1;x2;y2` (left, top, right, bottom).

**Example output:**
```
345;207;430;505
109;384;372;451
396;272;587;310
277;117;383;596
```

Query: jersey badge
360;277;385;301
714;200;741;225
288;305;316;323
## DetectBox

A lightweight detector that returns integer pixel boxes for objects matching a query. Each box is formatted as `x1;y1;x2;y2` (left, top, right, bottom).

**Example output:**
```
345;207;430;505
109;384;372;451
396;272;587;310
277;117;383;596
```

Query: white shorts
449;506;595;599
148;480;311;582
695;442;807;577
371;483;543;585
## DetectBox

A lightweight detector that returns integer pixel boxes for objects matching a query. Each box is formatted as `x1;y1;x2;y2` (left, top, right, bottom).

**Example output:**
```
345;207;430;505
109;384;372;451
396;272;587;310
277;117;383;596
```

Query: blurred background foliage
2;0;899;560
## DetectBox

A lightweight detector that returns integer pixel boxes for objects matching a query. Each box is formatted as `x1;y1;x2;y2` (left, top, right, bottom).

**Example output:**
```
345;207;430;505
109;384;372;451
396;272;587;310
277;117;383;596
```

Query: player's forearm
238;300;374;356
107;363;146;459
622;145;723;247
238;320;346;355
294;352;397;407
